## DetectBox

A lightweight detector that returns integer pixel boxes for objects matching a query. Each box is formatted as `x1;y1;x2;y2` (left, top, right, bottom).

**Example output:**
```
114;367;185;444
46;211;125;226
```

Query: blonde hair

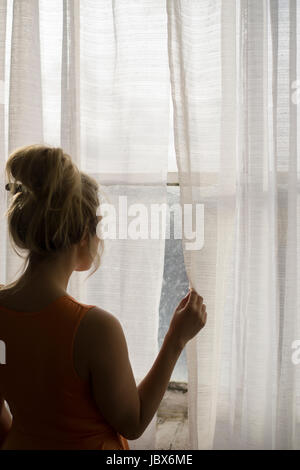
4;144;103;288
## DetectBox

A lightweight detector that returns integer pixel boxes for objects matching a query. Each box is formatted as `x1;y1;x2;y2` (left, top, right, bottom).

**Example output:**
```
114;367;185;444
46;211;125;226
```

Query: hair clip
5;183;23;194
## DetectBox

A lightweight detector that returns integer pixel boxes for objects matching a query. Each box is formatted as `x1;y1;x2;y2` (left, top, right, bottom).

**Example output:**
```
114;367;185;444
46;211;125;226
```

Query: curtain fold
167;0;300;449
7;0;43;281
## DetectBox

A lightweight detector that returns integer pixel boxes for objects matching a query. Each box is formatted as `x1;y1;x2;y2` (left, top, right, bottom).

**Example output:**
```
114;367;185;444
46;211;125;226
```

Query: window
156;95;189;450
158;187;189;383
158;92;189;383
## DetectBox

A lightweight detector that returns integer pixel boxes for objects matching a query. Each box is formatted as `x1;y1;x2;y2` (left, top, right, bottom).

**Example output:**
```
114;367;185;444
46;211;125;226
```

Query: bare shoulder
76;306;139;440
73;306;124;381
75;306;124;360
81;306;121;334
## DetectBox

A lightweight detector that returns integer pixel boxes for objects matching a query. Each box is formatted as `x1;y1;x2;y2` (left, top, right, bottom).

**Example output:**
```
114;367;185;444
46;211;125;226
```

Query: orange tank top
0;294;130;450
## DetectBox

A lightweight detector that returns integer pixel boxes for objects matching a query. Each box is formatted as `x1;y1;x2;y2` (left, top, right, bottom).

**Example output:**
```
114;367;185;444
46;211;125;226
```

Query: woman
0;144;207;450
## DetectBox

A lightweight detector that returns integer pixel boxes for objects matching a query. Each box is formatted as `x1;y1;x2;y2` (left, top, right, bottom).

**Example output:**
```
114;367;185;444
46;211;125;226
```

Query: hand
167;288;207;350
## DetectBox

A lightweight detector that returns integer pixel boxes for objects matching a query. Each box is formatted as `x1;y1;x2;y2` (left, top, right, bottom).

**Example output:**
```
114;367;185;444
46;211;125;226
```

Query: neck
19;249;76;293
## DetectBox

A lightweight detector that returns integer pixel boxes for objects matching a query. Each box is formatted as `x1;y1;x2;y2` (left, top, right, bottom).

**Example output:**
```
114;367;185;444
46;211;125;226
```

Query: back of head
5;144;102;268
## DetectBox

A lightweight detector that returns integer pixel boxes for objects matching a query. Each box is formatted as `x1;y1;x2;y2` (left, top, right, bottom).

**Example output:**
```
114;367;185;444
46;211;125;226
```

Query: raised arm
80;289;206;440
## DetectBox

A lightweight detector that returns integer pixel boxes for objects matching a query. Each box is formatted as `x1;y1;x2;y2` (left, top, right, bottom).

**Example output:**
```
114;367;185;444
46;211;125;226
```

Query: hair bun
5;144;101;258
6;145;68;200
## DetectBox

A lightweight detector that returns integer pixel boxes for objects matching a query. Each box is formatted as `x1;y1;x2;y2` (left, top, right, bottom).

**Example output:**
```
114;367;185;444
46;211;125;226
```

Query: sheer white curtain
1;0;299;451
0;0;170;450
168;0;300;450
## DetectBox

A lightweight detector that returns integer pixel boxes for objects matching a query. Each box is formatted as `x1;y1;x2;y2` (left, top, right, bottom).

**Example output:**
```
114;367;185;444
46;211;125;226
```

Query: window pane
158;186;189;382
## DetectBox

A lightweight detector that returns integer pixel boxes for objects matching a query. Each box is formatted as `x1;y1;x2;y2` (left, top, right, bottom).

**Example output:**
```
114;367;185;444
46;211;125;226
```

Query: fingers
181;288;206;315
188;287;208;327
189;289;203;305
200;304;207;325
177;290;191;311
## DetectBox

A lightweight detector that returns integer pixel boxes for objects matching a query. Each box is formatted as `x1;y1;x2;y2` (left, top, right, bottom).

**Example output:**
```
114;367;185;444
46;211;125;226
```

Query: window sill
156;381;189;450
